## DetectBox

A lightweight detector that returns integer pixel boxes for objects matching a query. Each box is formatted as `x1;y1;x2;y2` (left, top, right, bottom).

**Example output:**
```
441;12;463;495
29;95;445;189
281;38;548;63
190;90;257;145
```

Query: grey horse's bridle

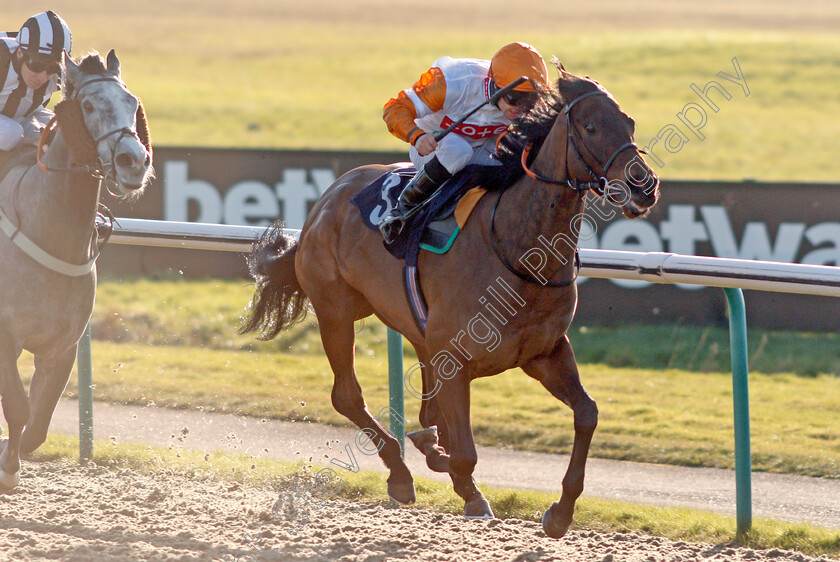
5;74;143;276
38;73;143;185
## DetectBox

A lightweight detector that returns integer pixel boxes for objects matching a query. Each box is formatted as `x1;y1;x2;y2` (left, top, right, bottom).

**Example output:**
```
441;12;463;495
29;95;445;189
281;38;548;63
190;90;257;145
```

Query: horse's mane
479;66;604;192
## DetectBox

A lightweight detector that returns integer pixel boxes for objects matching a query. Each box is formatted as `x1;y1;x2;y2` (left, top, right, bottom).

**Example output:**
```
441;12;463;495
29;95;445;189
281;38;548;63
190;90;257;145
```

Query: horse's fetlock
561;476;584;500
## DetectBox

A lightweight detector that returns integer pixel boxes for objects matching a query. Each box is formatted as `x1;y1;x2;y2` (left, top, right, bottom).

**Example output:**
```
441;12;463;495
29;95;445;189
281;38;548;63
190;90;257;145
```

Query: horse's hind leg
312;295;415;505
0;337;29;490
406;345;451;473
21;347;76;455
521;334;598;538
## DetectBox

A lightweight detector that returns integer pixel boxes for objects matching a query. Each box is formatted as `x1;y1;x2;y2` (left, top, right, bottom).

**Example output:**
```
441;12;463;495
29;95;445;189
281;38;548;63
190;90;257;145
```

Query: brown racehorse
241;65;659;538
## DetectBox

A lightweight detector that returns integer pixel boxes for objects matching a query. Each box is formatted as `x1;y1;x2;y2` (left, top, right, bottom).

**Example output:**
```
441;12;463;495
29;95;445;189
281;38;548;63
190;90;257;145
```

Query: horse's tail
240;220;310;340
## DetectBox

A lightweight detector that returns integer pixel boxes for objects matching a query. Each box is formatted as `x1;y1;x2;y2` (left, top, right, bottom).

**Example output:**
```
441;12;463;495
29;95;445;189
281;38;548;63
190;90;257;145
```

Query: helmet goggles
501;88;539;109
23;53;61;75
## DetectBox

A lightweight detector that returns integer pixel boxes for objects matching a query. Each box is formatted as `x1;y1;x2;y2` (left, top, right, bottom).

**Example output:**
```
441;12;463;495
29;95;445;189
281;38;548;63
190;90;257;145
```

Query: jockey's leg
378;135;472;243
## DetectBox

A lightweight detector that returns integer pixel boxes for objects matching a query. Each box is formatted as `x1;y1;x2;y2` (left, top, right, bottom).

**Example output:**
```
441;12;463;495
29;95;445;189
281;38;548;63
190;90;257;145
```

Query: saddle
350;165;489;333
351;165;487;258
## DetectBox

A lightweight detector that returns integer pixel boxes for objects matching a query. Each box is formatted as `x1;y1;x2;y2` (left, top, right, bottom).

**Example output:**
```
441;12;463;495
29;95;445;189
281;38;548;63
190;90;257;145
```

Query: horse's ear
552;57;566;73
63;51;82;88
106;49;121;77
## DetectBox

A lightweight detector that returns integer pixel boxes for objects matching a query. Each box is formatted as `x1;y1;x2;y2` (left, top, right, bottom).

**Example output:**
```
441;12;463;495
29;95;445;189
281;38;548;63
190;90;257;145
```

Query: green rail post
387;328;405;456
723;287;752;538
77;324;94;461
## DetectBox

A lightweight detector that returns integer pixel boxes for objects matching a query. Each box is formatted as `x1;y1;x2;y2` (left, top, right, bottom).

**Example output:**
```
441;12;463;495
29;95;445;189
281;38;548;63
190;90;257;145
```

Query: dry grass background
7;0;840;180
9;0;840;32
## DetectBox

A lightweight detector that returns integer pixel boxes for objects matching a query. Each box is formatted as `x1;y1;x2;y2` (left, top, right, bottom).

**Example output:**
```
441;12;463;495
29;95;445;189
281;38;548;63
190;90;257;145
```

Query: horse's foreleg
317;313;415;505
435;370;493;518
522;334;598;538
0;340;28;490
21;347;76;455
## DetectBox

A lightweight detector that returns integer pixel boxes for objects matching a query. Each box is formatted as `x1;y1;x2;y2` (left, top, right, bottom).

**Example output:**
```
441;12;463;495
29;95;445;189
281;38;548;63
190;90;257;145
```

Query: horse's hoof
0;470;20;492
541;502;572;538
407;426;438;451
464;496;494;519
387;478;416;505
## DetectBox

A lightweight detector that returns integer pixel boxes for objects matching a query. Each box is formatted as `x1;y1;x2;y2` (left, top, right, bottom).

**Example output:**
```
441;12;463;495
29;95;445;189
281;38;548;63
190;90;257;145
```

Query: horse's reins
521;89;639;194
491;89;639;288
5;73;143;276
38;74;142;186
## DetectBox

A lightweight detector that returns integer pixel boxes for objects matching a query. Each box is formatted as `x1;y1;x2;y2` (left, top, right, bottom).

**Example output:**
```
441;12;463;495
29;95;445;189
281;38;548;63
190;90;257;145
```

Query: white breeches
409;135;499;174
0;108;53;151
0;115;24;151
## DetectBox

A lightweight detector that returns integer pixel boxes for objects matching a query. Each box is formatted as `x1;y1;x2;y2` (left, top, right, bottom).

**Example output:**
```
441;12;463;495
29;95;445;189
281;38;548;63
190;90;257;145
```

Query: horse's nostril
115;153;133;168
630;168;648;183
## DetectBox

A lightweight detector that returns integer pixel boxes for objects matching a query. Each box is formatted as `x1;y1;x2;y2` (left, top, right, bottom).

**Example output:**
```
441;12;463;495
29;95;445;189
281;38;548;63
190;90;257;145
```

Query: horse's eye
585;124;596;134
83;101;94;113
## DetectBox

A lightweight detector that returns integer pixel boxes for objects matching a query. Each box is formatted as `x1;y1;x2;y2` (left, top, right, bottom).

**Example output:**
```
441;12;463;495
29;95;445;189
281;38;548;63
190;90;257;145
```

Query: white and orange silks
383;56;511;174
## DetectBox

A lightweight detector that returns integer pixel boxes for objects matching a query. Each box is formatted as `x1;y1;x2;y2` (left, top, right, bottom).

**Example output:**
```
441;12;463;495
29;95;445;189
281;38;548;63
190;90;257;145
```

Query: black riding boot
378;157;451;243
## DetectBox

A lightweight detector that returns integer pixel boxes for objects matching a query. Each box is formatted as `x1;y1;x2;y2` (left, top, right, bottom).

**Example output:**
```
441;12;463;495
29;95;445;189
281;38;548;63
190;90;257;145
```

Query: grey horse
0;50;153;489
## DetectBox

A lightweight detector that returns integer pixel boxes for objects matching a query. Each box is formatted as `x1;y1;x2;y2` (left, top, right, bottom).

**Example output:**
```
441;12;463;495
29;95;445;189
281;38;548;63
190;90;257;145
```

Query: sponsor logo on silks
439;116;508;140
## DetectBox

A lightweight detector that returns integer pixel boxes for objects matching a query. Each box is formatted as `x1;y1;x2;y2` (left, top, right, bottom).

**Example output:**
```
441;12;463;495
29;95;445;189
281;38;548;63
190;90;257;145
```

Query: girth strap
0;205;96;276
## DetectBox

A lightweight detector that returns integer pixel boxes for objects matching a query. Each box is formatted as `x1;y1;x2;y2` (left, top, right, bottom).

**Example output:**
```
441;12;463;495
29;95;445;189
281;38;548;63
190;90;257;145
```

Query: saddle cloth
350;165;487;261
350;165;488;333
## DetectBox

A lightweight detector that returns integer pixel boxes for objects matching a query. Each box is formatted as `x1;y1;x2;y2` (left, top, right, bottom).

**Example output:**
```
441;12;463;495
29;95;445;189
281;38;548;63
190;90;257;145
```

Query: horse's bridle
520;89;640;195
491;89;639;287
5;73;142;276
38;73;142;185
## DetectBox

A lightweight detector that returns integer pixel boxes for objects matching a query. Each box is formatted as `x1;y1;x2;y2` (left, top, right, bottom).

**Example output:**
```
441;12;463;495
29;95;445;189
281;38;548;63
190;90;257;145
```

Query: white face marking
76;76;150;193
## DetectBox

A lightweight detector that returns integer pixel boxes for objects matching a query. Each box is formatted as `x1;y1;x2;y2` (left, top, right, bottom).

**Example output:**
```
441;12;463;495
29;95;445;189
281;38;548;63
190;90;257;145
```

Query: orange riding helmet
489;42;549;92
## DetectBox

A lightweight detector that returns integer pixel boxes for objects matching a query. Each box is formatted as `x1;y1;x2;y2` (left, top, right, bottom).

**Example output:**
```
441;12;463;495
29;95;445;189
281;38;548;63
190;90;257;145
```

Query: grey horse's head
63;50;153;196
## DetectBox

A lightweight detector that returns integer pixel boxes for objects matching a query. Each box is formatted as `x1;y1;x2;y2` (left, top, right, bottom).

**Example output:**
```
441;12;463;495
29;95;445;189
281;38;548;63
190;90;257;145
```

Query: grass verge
20;333;837;478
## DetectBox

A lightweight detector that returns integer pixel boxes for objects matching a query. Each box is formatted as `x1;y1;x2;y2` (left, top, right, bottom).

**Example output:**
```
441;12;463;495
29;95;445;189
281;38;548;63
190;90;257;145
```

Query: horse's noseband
493;89;642;288
40;74;144;184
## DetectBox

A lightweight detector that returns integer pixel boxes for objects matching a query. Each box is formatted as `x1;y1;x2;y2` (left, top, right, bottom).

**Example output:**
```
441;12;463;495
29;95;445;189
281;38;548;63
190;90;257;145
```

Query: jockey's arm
383;66;447;149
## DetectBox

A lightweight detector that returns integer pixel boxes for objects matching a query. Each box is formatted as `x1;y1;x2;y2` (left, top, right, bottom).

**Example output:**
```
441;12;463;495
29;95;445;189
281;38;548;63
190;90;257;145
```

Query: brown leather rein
37;74;147;183
491;89;640;287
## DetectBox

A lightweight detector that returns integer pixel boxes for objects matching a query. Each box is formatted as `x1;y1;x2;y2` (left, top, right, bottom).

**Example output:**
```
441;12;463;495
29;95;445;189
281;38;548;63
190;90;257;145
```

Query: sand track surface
0;461;832;562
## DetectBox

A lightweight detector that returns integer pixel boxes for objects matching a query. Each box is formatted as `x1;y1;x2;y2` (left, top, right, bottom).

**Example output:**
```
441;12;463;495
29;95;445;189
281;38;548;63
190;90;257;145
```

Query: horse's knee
574;397;598;432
